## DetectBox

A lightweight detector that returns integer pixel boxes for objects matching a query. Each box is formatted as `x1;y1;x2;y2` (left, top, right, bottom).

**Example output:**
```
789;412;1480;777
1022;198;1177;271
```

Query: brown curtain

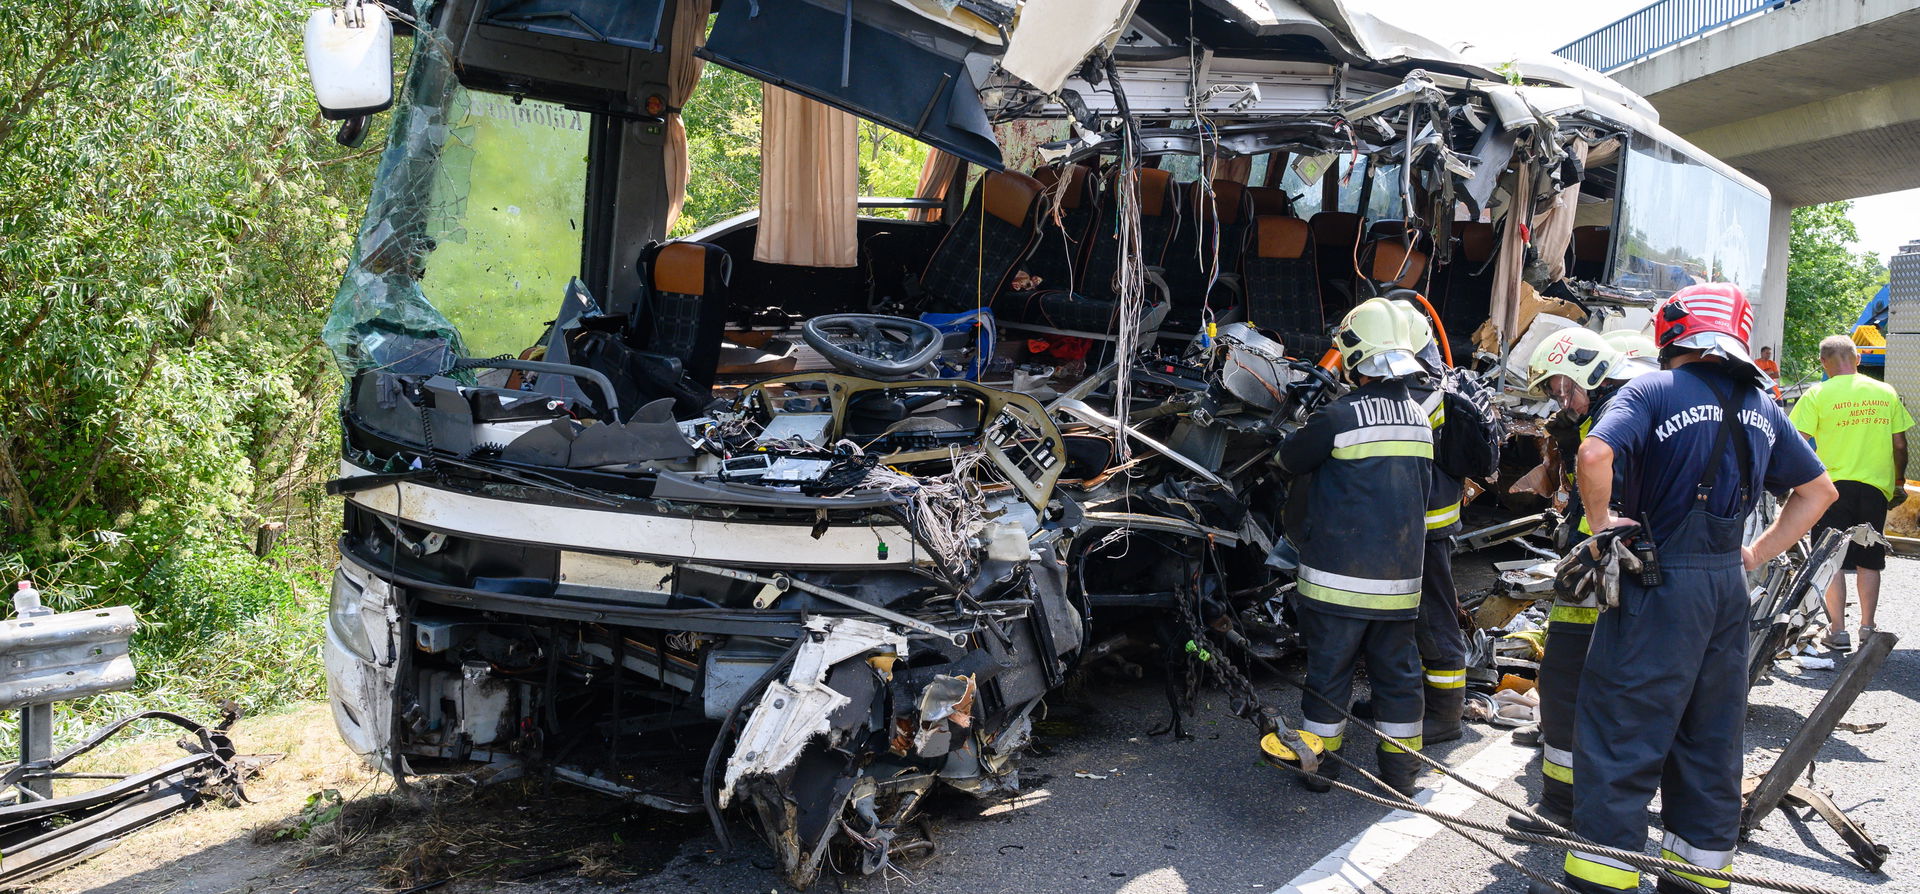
1212;154;1253;185
1489;163;1536;348
662;0;710;233
755;86;858;267
1529;141;1588;283
911;149;960;223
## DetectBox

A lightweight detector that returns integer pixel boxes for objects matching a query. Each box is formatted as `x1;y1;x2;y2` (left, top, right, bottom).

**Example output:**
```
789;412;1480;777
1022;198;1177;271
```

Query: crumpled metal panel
1200;0;1503;80
1883;333;1920;480
719;617;908;806
0;606;138;710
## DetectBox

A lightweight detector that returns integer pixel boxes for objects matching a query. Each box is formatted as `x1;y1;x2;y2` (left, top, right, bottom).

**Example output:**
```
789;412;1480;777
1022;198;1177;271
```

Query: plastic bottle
13;580;48;617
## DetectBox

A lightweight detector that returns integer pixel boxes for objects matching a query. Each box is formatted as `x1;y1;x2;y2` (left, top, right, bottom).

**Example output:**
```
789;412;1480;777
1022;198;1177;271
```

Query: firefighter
1392;299;1499;744
1274;296;1433;796
1602;329;1660;377
1551;285;1836;894
1507;326;1646;836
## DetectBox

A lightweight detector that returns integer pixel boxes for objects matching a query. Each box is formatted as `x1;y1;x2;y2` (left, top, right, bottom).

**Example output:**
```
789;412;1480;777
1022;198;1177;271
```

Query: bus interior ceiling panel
446;0;665;107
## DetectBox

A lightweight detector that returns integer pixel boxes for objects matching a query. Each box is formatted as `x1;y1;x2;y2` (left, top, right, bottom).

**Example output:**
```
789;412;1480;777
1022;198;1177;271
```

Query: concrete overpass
1556;0;1920;351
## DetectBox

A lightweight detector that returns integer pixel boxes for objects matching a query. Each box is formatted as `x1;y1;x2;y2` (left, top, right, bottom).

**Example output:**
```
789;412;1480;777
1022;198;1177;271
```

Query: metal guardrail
1554;0;1797;72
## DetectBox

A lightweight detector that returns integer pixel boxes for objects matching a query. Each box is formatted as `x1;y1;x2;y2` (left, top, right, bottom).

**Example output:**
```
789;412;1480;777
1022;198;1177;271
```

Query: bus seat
1080;167;1180;299
1367;219;1407;241
1361;236;1429;291
1457;221;1496;265
1442;222;1497;359
1309;211;1364;316
1242;215;1327;358
993;168;1177;338
1247;186;1293;217
1022;163;1099;292
1570;225;1610;281
919;170;1044;312
1212;180;1255;273
1159;179;1255;336
637;240;732;390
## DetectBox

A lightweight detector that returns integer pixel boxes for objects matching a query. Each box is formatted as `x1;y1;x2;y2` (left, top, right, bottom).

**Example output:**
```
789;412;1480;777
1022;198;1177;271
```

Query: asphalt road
577;555;1919;894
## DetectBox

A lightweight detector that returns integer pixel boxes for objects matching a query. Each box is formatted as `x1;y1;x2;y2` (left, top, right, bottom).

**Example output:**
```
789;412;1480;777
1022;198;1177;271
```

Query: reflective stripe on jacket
1277;378;1433;619
1411;380;1463;539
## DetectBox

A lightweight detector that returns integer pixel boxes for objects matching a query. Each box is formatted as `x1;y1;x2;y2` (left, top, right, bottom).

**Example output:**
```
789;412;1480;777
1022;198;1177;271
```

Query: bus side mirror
304;3;393;145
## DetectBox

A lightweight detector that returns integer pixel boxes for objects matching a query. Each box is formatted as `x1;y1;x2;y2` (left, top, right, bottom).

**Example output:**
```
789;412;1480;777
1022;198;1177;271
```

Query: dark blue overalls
1533;382;1625;820
1563;377;1754;893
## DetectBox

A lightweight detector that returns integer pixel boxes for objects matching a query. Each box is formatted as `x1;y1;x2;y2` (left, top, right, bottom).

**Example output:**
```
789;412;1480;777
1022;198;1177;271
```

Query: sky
1366;0;1919;265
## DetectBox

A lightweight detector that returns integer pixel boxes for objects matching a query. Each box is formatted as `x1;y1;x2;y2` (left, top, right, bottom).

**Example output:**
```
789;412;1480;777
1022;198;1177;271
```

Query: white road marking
1280;737;1537;892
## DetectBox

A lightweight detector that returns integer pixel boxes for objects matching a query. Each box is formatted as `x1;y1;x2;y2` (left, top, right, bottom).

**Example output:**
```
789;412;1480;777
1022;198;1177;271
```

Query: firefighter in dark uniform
1274;297;1433;796
1393;299;1499;744
1553;285;1836;893
1509;327;1648;835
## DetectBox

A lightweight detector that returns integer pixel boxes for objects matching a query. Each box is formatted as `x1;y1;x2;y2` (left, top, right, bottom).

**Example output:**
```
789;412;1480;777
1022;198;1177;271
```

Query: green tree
672;64;931;236
673;63;763;236
856;121;931;218
1783;202;1885;380
0;0;387;736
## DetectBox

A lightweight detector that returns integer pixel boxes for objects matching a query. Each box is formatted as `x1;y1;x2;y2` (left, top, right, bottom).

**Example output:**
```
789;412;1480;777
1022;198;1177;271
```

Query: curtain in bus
1489;163;1535;344
756;86;858;267
912;149;960;223
1213;155;1253;185
663;0;710;231
1529;141;1588;284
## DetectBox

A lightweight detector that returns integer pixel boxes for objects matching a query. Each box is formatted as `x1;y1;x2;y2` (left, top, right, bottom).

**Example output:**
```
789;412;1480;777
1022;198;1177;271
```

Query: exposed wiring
1104;53;1146;462
856;449;989;579
1186;0;1224;333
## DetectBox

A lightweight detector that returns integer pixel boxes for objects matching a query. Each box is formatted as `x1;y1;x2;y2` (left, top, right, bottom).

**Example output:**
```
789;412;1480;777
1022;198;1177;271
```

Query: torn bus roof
698;0;1007;168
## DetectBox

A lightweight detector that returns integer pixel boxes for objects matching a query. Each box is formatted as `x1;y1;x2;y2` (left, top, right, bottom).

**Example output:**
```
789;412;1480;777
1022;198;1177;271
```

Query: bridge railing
1555;0;1794;72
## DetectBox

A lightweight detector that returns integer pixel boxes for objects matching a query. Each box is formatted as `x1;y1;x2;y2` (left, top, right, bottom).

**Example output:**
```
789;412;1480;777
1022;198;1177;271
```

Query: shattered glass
324;4;466;374
322;3;469;375
323;2;589;375
419;94;588;356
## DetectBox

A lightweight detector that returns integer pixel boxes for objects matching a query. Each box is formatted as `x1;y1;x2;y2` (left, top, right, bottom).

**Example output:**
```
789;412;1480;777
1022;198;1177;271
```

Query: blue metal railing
1554;0;1796;72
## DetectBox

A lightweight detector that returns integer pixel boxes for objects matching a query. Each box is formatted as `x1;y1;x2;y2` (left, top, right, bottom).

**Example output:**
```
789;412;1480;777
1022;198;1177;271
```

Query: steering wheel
802;314;943;379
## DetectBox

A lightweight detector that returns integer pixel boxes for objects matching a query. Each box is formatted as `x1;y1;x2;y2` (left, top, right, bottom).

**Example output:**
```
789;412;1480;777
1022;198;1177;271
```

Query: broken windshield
417;92;589;356
322;13;590;373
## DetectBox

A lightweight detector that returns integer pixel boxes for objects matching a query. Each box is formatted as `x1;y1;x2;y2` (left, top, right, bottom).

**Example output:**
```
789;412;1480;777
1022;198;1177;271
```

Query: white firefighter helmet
1602;329;1660;379
1603;329;1658;360
1336;297;1423;379
1525;327;1621;396
1390;297;1443;372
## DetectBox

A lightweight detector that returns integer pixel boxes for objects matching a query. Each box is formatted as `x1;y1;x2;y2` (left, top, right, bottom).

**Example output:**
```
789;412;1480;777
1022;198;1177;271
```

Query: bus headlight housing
329;567;377;661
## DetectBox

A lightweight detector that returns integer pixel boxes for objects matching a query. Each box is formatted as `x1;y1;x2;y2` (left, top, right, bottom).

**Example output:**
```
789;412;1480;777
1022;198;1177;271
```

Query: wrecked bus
311;0;1770;887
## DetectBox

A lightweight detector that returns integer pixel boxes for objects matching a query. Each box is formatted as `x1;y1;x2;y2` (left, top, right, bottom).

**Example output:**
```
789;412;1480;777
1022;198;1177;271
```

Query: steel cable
1174;540;1846;894
1214;627;1846;894
1264;750;1841;894
1267;747;1584;894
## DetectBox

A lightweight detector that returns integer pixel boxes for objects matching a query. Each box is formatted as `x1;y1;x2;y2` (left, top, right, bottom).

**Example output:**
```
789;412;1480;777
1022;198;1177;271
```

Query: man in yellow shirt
1789;336;1914;651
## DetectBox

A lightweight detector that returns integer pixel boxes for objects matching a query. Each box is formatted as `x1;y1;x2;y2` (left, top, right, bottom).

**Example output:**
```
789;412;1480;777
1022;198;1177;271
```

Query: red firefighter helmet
1654;283;1761;376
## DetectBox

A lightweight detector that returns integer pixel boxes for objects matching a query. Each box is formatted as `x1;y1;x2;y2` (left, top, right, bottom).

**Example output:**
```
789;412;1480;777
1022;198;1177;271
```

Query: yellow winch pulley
1259;730;1325;769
